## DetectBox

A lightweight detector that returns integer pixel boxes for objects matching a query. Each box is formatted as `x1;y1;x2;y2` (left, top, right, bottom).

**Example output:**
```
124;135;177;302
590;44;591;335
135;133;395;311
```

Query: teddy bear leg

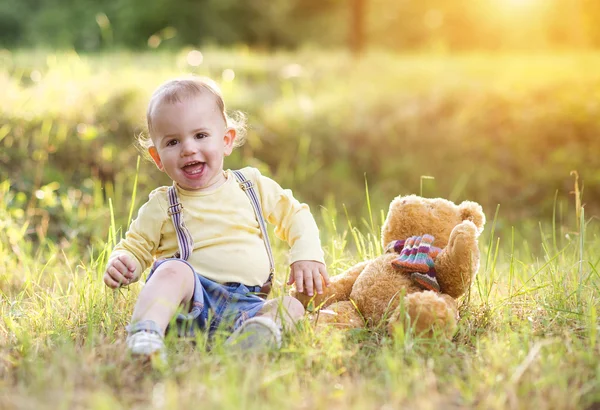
291;261;371;309
312;300;365;330
387;291;458;338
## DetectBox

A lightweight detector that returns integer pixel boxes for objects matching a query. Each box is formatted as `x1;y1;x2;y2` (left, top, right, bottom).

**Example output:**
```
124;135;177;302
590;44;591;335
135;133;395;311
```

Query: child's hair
138;76;247;152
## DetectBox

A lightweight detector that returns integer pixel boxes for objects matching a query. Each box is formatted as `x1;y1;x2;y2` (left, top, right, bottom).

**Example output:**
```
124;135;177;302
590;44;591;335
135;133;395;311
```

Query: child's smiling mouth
182;161;205;176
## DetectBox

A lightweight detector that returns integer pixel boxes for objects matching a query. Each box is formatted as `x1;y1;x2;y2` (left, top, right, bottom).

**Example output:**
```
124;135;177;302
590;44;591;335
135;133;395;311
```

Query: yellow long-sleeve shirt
110;167;324;286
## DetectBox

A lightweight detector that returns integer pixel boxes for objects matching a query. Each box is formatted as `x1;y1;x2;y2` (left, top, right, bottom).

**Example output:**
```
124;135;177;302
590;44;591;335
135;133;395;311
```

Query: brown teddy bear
293;194;486;338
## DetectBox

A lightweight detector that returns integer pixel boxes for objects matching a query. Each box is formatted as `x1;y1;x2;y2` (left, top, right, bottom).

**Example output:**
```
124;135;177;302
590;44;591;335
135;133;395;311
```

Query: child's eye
166;139;178;146
195;133;208;139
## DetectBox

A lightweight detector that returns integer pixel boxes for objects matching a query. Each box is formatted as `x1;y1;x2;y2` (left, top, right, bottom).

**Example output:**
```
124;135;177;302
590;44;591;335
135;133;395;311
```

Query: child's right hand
104;255;137;289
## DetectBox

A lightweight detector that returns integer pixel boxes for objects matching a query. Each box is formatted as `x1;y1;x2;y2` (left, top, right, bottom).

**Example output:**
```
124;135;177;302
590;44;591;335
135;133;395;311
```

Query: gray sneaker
224;316;282;351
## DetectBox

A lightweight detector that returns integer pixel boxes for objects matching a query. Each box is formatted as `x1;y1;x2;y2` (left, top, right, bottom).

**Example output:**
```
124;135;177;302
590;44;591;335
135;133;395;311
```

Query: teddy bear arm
435;220;481;298
291;260;371;308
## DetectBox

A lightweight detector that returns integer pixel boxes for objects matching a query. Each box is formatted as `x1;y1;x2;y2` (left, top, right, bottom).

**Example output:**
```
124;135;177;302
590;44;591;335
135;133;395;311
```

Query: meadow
1;49;599;409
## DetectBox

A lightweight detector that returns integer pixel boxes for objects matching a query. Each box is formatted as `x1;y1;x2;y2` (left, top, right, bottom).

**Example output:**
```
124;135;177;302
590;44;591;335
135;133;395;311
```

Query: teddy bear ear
459;201;486;234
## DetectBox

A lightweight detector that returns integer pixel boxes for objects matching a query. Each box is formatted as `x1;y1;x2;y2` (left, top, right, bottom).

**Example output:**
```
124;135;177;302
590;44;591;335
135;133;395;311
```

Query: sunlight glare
485;0;543;25
496;0;539;10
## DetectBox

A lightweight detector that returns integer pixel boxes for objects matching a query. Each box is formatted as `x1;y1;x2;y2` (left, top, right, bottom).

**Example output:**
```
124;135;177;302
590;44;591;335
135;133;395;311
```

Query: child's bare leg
130;260;195;333
256;296;305;331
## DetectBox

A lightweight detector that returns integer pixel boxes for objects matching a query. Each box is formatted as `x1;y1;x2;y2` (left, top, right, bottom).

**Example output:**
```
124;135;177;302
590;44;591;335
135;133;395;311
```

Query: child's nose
180;139;199;155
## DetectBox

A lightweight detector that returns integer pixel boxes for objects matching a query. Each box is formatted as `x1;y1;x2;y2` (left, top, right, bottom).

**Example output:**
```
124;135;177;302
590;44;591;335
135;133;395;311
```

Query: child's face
148;93;235;191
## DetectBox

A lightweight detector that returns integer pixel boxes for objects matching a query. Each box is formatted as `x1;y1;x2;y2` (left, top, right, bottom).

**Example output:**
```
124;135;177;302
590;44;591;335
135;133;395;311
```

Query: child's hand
287;260;330;297
104;255;137;289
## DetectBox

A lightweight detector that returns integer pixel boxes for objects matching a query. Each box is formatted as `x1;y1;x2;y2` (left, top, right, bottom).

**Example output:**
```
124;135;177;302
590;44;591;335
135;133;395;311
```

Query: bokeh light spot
280;63;303;79
222;69;235;82
148;35;161;48
30;70;42;83
186;50;204;67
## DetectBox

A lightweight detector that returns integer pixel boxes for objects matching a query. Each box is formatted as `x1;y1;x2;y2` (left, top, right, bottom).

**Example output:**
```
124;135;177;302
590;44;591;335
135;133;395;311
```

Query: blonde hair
138;76;247;151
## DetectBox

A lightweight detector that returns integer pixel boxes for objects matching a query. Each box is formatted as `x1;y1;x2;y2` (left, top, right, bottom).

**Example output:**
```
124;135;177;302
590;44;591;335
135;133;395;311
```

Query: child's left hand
288;260;330;297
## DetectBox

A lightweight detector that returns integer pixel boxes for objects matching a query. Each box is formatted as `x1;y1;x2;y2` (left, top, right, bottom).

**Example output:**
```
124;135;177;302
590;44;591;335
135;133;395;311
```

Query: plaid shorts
147;258;266;338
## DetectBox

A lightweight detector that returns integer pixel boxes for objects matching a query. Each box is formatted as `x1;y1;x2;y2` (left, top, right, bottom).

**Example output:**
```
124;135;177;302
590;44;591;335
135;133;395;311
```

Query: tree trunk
349;0;366;56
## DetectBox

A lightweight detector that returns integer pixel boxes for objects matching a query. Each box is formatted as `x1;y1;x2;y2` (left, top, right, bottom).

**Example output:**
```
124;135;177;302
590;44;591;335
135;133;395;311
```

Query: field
1;49;599;409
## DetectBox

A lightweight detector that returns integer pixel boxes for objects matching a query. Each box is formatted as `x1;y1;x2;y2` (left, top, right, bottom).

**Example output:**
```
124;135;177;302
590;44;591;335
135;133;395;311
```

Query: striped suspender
166;171;275;286
232;170;276;278
167;185;194;260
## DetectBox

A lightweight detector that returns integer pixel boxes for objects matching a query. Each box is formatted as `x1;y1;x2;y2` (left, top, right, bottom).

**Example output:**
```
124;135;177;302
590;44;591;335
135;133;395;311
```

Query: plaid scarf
386;234;441;292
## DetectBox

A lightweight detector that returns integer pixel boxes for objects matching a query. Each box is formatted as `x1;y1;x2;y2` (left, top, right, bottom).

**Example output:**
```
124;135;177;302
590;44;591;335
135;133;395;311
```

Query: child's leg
130;260;196;334
255;296;305;331
224;296;304;351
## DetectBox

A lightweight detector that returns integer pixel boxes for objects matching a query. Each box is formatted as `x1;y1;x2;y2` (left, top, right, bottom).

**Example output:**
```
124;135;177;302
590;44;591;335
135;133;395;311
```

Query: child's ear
223;128;236;156
148;146;164;171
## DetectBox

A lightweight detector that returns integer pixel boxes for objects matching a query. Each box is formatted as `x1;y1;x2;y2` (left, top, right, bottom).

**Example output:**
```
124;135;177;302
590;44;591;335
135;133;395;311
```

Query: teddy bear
293;194;486;338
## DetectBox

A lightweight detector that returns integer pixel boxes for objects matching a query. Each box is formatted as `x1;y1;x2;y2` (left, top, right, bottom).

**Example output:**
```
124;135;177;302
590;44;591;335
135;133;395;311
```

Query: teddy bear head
381;195;485;249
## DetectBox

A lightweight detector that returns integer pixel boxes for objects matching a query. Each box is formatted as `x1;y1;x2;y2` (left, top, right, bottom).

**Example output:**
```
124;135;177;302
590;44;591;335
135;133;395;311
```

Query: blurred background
1;0;599;251
3;0;600;51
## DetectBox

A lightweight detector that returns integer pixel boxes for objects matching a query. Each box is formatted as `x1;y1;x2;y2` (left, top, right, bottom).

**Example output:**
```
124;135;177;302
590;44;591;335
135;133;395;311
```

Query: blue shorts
147;258;266;338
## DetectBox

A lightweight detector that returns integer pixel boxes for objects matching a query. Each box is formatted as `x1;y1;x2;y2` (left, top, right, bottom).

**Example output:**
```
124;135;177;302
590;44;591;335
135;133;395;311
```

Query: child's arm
103;189;167;288
249;168;329;296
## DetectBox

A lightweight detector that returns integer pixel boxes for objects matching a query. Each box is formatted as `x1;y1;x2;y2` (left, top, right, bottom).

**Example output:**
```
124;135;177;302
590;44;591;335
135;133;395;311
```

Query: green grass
1;174;599;409
1;49;599;409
